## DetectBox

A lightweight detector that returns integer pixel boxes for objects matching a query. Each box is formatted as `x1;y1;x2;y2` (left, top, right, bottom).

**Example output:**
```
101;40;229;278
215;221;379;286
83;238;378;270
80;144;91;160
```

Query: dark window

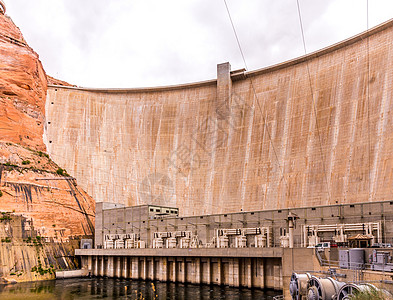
350;205;355;208
251;212;254;215
150;208;154;212
200;216;203;219
278;210;282;213
166;210;169;213
156;209;160;212
311;208;316;211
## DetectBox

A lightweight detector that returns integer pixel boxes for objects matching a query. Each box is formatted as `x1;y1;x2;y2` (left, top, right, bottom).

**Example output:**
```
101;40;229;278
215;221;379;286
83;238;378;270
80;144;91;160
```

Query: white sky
5;0;393;88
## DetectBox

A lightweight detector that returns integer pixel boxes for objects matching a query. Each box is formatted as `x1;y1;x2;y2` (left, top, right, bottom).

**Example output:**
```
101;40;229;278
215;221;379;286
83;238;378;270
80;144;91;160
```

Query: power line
296;0;331;204
223;0;293;207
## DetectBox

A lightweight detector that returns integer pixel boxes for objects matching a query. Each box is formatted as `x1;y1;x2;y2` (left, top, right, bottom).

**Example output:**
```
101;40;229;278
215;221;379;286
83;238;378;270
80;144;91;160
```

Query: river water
0;278;281;299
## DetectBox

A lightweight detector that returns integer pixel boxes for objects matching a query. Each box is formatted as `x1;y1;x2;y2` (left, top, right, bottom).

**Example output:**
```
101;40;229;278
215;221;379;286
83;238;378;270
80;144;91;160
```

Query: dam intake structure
77;200;393;299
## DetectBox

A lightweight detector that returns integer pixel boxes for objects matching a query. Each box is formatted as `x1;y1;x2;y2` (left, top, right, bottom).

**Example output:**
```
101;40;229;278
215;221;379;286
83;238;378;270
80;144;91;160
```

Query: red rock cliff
0;13;47;151
0;11;95;282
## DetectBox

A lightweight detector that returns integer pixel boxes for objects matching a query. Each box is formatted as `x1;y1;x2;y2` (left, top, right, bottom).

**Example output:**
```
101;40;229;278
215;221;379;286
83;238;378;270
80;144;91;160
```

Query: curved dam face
45;20;393;216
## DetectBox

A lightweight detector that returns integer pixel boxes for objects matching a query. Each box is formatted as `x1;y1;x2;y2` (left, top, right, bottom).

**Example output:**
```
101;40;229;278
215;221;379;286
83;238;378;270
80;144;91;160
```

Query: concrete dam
45;19;393;217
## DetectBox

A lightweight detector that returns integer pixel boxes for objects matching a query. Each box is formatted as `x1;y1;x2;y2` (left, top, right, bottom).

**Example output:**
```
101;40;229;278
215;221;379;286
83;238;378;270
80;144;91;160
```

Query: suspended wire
296;0;331;203
224;0;294;206
223;0;249;70
223;0;295;207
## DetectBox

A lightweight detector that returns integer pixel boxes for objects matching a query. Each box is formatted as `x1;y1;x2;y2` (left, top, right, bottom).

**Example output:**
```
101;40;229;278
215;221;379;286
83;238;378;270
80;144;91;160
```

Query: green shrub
0;191;3;197
0;213;12;221
351;287;392;300
56;168;69;176
37;151;49;158
22;160;31;165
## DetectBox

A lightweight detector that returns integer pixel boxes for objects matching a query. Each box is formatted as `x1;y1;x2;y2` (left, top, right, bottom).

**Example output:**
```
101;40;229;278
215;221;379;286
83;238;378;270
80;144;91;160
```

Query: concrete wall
45;20;393;216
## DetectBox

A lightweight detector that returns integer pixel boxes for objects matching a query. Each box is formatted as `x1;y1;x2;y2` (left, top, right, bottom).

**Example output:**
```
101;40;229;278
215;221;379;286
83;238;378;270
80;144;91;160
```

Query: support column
87;256;92;273
160;257;168;281
229;258;240;287
151;259;156;280
257;258;264;288
107;256;115;277
116;257;121;278
172;259;177;282
141;258;147;280
100;256;104;276
131;257;139;279
206;258;211;284
94;256;98;276
194;258;201;284
274;264;281;290
217;258;222;285
122;257;129;278
179;258;186;283
246;258;252;288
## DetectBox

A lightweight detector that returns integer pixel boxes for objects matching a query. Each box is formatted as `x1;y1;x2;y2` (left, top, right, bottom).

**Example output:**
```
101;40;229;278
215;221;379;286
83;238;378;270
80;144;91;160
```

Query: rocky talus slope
0;12;95;282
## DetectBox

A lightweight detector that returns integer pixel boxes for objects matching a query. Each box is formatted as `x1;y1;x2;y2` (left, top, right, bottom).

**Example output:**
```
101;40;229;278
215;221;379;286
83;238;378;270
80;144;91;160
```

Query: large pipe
289;272;311;300
307;276;345;300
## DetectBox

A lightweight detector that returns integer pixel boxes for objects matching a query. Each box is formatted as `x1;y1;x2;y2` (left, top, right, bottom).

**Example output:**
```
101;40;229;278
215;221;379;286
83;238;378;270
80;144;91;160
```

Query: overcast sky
5;0;393;88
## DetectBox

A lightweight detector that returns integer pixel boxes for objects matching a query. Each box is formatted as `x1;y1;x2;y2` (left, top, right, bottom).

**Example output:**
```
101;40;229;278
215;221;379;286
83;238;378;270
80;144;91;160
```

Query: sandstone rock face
47;75;75;87
46;20;393;216
0;142;95;282
0;13;95;282
0;13;47;151
0;142;95;239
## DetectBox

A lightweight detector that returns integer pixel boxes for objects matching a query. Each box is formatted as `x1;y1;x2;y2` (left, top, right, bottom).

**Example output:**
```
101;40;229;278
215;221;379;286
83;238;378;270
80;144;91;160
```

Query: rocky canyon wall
45;20;393;216
0;13;47;151
0;10;95;282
